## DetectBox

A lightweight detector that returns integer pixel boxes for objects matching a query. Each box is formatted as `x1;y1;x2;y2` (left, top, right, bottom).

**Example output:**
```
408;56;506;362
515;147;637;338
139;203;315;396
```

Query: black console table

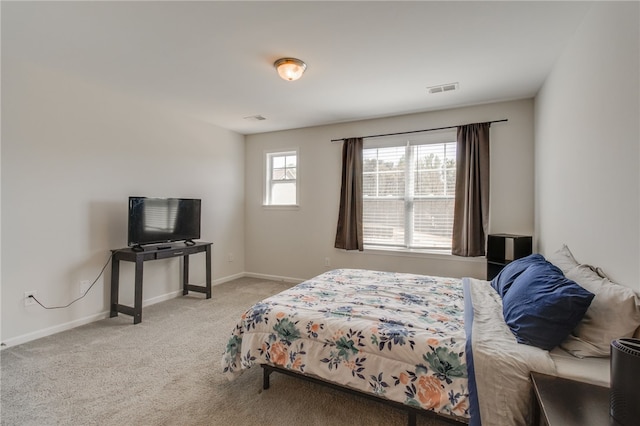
110;241;212;324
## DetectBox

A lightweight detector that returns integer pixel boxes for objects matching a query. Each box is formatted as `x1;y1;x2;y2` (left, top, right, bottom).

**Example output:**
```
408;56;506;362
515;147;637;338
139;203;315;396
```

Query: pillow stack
548;245;640;358
491;252;595;351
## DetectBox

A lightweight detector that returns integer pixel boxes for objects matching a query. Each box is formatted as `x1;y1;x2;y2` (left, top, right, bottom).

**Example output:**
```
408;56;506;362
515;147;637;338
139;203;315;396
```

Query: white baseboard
244;271;305;284
213;272;246;285
142;289;183;307
1;311;112;349
1;271;253;349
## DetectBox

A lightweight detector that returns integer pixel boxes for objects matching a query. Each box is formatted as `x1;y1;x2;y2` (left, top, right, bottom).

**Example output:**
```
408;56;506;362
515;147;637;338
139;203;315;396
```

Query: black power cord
29;252;115;310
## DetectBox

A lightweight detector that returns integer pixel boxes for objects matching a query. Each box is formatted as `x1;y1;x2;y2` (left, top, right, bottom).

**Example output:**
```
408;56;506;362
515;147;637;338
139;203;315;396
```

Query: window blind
363;134;456;250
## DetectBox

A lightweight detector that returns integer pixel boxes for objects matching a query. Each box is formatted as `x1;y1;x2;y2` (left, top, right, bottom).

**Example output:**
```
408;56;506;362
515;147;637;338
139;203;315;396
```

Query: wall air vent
243;115;267;121
427;82;459;94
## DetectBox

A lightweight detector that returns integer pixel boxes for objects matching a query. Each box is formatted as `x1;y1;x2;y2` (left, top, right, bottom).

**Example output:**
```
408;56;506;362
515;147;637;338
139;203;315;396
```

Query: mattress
549;347;610;387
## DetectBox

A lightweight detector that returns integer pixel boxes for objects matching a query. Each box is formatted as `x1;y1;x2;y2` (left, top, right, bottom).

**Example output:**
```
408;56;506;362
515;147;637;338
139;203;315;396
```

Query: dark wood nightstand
530;372;619;426
486;234;532;280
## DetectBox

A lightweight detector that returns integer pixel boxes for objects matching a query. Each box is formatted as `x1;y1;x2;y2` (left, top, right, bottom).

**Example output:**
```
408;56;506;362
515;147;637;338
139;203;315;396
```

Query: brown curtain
452;123;490;257
335;138;364;251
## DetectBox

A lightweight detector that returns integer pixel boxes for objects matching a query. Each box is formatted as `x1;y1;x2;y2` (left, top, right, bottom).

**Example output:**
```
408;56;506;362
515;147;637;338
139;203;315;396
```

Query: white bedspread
466;277;556;426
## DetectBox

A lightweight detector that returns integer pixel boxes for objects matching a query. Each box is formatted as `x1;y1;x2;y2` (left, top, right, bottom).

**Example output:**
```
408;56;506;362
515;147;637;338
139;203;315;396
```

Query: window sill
362;245;485;262
262;204;300;211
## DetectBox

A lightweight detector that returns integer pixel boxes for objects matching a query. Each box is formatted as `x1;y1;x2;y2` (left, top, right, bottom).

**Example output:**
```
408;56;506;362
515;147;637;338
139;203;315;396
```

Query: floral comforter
222;268;470;420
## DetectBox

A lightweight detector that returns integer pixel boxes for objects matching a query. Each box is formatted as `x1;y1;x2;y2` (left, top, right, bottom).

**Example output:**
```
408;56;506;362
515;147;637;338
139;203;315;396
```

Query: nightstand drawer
155;248;189;259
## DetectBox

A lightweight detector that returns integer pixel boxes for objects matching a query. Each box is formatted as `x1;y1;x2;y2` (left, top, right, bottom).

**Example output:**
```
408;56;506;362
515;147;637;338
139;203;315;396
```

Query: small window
265;150;298;206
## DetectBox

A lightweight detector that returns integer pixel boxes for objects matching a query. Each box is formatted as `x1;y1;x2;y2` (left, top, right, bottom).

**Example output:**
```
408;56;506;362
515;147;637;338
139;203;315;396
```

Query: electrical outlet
24;291;37;307
324;257;331;267
228;253;234;262
79;280;91;296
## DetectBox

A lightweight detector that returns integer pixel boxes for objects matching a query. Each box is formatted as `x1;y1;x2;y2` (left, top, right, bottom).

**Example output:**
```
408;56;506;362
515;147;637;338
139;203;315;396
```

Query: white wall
535;2;639;290
245;99;535;281
1;62;246;345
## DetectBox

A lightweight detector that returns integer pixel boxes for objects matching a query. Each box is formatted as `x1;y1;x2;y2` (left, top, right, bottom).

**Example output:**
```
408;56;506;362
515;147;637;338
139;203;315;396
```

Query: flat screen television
128;197;201;249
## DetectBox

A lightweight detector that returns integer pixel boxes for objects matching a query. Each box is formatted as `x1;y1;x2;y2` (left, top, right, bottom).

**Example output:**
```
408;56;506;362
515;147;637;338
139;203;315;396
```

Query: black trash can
610;338;640;426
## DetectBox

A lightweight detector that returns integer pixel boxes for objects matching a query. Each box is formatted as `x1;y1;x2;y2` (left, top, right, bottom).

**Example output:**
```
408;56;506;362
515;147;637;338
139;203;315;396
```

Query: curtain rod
330;119;508;142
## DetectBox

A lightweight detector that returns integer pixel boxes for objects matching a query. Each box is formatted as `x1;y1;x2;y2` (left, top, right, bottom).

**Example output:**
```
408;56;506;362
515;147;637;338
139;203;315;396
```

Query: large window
363;134;456;250
265;150;298;206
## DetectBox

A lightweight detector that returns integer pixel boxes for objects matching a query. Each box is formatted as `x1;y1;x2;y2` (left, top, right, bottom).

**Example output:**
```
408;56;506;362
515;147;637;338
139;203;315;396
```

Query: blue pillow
490;254;547;298
502;262;595;350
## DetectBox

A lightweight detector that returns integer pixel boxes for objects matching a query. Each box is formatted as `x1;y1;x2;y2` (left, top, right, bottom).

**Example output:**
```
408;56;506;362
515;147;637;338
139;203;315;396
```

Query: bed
222;247;640;426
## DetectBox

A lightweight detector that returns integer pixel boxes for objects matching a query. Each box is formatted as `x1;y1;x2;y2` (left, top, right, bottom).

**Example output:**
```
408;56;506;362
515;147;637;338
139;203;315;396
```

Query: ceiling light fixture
274;57;307;81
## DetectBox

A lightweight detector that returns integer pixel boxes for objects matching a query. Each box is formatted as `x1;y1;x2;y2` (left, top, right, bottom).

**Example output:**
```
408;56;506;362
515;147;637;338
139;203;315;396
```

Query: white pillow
560;264;640;358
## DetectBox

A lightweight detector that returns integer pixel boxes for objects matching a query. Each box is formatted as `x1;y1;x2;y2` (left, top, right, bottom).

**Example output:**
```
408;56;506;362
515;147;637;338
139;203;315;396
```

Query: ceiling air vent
243;115;267;121
427;82;459;94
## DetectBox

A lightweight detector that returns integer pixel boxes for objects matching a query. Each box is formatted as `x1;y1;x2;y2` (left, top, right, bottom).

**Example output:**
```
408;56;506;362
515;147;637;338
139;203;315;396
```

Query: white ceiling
3;1;593;135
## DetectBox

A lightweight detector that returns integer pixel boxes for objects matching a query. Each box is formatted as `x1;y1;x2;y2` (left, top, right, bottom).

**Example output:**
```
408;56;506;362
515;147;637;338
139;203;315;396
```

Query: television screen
128;197;201;247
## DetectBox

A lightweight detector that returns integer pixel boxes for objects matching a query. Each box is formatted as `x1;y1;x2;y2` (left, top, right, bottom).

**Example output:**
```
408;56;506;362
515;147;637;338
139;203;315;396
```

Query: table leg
205;245;212;299
110;256;120;317
183;254;190;296
133;258;143;324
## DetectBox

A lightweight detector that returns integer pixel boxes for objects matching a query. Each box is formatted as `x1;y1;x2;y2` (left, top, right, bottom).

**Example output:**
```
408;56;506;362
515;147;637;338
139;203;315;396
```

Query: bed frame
261;364;468;426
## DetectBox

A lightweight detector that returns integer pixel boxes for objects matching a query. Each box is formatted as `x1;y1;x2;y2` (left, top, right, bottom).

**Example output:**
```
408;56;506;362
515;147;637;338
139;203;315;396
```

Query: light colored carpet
1;277;455;426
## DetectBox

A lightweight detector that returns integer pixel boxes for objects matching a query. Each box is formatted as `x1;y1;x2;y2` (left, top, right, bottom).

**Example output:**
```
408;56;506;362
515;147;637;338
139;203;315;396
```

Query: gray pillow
560;264;640;357
546;244;579;275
